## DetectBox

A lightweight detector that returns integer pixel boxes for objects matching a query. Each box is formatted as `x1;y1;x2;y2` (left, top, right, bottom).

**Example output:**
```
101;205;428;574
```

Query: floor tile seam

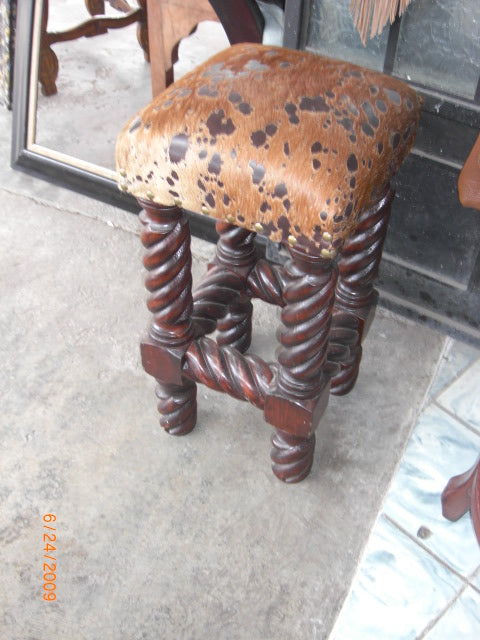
431;352;480;401
382;513;471;583
432;399;480;438
414;582;469;640
467;564;480;592
0;185;142;237
469;578;480;594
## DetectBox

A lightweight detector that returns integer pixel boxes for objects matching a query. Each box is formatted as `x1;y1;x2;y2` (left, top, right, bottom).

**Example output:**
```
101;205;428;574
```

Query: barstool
116;43;422;482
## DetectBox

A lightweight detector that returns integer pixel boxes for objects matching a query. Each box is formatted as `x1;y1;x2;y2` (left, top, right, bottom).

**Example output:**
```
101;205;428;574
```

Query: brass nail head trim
288;235;297;246
254;222;264;233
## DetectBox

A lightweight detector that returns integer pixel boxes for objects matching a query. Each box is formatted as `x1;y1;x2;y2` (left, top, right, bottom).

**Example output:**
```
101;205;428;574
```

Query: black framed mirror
11;1;140;210
10;0;223;243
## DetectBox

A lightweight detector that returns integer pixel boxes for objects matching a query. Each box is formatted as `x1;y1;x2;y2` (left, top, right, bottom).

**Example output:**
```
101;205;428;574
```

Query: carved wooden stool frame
139;188;394;482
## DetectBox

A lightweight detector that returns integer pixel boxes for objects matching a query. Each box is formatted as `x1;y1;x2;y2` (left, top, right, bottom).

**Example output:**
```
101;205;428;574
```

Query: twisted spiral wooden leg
216;297;253;353
265;246;337;482
247;259;287;306
330;188;394;396
139;201;196;436
193;221;256;352
156;381;197;436
271;431;316;484
184;336;273;409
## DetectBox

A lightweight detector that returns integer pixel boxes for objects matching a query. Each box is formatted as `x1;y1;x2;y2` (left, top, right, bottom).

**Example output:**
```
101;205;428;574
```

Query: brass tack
119;169;127;177
321;248;334;259
146;190;154;201
173;197;183;207
254;222;264;233
288;235;297;246
120;183;129;192
226;214;236;224
322;231;332;242
201;205;210;215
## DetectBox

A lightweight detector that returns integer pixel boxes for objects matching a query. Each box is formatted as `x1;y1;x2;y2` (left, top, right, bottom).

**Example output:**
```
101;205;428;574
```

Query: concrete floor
1;4;448;638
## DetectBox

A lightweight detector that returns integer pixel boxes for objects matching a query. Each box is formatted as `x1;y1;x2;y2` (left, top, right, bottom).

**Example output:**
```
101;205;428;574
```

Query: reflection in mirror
31;0;152;177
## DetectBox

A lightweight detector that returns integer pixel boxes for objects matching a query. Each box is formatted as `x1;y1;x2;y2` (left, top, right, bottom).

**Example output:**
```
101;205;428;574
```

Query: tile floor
329;338;480;639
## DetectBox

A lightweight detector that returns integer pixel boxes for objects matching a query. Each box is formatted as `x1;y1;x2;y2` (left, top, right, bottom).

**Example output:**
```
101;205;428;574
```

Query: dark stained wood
441;138;480;544
207;0;264;44
139;200;197;435
248;259;287;307
155;380;197;436
330;188;394;395
270;430;315;484
135;193;400;479
183;336;274;409
264;244;336;482
442;456;480;545
192;221;256;352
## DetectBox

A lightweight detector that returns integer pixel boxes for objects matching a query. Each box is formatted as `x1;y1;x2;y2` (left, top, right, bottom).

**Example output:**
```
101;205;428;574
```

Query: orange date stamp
42;514;56;601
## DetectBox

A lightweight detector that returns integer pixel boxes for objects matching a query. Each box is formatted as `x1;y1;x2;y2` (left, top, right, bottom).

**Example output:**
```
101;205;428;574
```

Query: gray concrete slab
0;187;445;639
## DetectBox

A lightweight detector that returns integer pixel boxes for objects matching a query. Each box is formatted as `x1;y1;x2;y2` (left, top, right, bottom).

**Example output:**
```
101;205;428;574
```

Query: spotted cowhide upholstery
116;43;421;256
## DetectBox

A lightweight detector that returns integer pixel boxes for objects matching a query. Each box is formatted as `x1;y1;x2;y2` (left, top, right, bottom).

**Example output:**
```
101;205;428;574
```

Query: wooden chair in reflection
441;134;480;546
40;0;148;96
40;0;284;98
146;0;285;96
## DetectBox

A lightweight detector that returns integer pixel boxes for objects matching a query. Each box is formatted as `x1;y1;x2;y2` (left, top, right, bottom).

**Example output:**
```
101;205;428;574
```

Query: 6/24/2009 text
43;514;56;601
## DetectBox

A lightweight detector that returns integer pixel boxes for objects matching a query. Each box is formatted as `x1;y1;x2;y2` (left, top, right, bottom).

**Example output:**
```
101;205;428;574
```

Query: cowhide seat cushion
116;43;421;257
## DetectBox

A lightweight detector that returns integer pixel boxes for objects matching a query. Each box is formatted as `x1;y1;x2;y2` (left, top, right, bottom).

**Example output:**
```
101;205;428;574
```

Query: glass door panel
393;0;480;100
306;0;387;71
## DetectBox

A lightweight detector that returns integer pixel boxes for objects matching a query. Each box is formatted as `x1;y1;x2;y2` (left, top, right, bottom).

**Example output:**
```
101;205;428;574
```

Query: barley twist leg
140;201;196;435
266;246;337;482
330;188;394;395
193;221;256;352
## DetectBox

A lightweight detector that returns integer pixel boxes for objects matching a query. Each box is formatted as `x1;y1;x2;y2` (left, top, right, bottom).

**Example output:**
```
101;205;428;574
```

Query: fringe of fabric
350;0;414;45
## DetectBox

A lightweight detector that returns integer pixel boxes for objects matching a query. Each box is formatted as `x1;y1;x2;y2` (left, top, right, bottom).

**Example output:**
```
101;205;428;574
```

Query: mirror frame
10;0;219;242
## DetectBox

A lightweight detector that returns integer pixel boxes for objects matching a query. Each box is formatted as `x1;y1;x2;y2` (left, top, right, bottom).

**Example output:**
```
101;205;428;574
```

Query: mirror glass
29;0;153;179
